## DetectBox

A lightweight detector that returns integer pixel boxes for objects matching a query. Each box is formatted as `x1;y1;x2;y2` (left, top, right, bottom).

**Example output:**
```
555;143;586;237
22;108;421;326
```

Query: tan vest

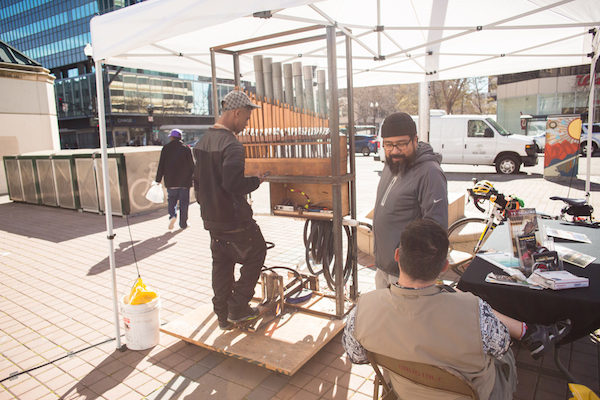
354;285;496;399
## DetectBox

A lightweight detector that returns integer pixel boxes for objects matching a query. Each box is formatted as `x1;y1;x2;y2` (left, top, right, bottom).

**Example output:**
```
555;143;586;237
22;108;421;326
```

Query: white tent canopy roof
90;0;600;86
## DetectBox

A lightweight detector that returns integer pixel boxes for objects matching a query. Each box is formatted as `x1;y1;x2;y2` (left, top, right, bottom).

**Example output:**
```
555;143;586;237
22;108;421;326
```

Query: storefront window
538;94;560;115
560;93;575;114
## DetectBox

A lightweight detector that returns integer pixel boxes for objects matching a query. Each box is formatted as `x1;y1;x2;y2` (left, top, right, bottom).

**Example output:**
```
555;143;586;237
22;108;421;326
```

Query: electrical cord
303;219;354;291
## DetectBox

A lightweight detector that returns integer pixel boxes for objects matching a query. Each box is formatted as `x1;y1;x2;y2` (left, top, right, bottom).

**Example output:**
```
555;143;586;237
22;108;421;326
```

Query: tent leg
95;60;123;350
418;82;430;142
585;28;599;198
326;25;344;318
211;50;219;120
345;33;359;301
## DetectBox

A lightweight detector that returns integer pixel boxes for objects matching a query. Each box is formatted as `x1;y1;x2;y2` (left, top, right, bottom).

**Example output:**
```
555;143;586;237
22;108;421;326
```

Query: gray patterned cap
221;90;260;111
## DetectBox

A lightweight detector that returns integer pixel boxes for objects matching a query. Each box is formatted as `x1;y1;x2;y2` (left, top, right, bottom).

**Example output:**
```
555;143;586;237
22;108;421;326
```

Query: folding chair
366;351;479;400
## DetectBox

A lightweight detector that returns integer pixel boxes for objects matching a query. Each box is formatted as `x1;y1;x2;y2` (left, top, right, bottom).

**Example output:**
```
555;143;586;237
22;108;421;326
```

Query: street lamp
370;101;379;125
83;43;94;73
146;104;154;146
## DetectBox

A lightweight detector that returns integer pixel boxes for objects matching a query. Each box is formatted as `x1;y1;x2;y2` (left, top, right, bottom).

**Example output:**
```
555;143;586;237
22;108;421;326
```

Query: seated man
343;219;570;399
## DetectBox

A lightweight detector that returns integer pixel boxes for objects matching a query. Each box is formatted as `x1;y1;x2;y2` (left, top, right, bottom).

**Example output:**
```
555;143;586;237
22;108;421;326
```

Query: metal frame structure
86;0;600;351
209;25;358;318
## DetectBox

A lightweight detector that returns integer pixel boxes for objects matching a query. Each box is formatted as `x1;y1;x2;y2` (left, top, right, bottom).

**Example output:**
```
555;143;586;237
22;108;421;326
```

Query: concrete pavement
0;155;599;399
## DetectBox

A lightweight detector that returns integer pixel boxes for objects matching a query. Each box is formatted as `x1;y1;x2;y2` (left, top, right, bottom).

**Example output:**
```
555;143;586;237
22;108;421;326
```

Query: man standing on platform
373;111;448;289
194;90;268;330
155;128;194;230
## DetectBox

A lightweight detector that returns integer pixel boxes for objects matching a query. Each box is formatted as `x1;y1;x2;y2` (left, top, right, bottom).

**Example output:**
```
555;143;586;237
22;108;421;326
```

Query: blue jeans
166;187;190;228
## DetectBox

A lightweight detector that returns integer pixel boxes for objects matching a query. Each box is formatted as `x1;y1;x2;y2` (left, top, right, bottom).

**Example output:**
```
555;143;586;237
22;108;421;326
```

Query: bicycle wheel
447;217;490;276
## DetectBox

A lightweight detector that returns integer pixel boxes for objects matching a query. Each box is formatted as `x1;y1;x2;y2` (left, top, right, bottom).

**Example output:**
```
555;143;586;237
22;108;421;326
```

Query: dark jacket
373;142;448;276
193;127;260;232
155;139;194;188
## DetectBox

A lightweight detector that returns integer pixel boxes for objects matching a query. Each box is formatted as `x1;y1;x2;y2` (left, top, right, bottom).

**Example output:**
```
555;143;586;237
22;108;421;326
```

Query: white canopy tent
89;0;599;348
90;0;599;86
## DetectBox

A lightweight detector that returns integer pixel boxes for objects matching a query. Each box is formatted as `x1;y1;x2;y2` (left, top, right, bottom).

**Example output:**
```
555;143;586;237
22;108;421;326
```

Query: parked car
354;134;378;156
580;123;600;156
528;122;547;153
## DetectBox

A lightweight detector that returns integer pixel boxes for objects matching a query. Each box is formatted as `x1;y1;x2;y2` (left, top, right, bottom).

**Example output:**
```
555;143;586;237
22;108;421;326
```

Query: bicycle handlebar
467;187;517;216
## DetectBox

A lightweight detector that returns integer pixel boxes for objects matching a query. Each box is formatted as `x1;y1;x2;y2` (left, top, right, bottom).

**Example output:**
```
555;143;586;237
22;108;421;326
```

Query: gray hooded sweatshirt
373;141;448;276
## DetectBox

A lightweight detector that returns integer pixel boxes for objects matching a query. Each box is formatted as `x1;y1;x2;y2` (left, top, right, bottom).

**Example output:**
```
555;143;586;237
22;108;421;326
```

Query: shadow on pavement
0;201;165;242
59;348;151;400
446;171;600;190
444;171;544;183
87;230;183;275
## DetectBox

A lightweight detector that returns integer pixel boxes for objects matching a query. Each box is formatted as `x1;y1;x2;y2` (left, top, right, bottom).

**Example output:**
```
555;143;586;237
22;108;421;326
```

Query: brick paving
0;155;599;399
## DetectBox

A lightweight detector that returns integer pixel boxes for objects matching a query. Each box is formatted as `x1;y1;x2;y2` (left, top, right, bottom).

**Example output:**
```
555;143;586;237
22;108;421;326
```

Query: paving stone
1;157;599;400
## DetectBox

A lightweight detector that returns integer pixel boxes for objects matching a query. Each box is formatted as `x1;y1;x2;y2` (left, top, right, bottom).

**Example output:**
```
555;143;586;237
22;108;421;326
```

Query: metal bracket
253;10;272;19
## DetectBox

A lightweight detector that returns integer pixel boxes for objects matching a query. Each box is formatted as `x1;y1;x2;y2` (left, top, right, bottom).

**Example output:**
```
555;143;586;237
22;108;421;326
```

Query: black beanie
381;112;416;138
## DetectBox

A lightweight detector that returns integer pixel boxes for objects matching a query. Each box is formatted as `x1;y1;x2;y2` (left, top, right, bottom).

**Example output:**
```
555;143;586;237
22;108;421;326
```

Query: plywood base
160;303;345;375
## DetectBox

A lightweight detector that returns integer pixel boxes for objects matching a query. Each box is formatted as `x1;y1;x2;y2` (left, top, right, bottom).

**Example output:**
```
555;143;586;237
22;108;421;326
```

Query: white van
377;114;538;174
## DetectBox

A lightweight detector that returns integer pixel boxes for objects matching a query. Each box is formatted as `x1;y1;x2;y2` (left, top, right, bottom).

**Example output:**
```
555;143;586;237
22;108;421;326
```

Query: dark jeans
167;187;190;228
209;221;267;323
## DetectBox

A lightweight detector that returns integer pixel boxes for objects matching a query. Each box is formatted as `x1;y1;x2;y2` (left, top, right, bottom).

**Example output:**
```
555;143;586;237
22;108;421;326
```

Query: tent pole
418;82;430;142
210;50;219;119
233;52;241;88
345;33;358;301
376;0;381;56
94;59;122;350
585;28;599;198
326;25;343;317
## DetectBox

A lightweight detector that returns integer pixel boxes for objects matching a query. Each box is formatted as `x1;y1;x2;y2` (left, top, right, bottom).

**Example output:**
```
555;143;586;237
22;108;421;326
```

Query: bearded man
372;112;448;289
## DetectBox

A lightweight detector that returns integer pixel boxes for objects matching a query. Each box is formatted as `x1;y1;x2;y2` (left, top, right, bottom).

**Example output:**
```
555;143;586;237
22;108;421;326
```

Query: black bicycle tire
448;217;488;277
448;217;490;253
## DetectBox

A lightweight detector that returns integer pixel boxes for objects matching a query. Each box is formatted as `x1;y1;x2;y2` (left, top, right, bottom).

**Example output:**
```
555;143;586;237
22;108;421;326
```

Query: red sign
576;74;600;87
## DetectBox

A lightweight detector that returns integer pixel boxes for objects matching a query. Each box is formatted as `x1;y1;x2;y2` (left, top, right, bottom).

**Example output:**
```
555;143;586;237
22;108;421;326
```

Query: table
457;219;600;345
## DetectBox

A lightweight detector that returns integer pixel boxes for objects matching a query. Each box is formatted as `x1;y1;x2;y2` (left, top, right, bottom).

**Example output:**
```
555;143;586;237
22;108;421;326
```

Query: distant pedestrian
155;129;194;230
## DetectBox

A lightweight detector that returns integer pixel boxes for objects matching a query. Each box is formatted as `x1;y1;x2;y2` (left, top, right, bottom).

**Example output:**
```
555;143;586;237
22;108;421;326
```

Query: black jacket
193;127;260;232
155;139;194;188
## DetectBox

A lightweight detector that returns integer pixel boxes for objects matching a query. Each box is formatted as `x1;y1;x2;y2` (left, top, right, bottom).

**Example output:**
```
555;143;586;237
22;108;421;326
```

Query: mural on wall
543;115;582;178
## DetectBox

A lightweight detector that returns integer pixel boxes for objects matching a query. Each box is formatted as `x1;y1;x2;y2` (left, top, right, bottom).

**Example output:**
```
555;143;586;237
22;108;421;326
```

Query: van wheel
361;147;370;156
495;155;519;174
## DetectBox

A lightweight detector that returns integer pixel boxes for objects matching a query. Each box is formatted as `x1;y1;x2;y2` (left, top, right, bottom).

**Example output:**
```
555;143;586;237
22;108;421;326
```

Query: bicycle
447;180;523;277
541;196;599;228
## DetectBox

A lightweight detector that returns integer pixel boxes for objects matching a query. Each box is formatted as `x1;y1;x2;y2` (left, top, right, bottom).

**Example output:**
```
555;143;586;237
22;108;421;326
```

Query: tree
340;76;496;124
467;76;496;114
350;84;416;125
432;79;468;114
394;83;419;114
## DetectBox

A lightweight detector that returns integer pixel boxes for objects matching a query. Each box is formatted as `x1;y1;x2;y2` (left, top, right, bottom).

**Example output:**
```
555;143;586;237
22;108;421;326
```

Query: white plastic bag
145;182;164;203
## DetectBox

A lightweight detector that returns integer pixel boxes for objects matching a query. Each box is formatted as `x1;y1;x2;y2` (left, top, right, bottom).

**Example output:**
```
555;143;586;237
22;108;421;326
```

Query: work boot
521;319;571;359
218;319;233;330
228;306;259;323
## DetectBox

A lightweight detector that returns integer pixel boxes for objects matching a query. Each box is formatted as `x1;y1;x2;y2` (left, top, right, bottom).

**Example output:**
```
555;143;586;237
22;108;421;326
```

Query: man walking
373;112;448;289
155;128;194;230
193;90;268;330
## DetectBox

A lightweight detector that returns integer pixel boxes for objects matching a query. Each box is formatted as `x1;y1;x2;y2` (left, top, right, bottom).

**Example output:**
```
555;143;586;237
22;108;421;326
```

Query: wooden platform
160;303;345;375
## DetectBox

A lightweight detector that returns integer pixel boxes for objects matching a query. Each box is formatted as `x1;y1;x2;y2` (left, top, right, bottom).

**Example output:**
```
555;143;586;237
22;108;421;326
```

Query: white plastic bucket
121;294;161;350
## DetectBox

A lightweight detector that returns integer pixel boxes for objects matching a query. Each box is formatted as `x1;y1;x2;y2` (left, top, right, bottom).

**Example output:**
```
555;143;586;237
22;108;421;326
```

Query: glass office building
1;0;236;149
0;0;136;76
55;67;236;148
497;62;600;135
